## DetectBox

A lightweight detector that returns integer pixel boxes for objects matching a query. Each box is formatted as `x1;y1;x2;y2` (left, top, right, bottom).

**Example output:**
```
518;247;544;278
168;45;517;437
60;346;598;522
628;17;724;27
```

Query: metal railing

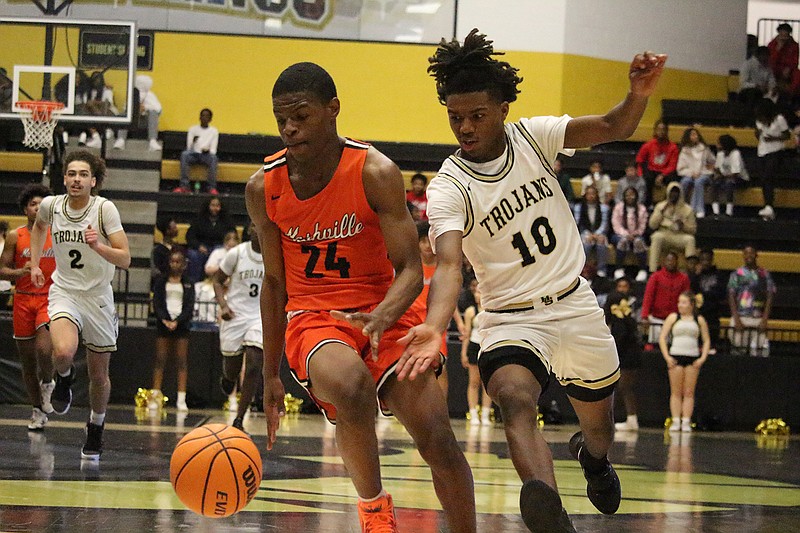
757;18;800;50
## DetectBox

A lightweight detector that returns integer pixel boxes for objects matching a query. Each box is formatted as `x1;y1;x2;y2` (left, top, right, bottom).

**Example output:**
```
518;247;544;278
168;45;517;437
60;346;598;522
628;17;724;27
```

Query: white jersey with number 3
426;115;583;311
38;194;123;291
219;241;264;317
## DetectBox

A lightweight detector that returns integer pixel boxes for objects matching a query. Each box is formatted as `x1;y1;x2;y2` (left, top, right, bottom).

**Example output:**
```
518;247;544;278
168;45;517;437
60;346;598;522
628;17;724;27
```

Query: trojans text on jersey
52;229;86;245
478;176;554;237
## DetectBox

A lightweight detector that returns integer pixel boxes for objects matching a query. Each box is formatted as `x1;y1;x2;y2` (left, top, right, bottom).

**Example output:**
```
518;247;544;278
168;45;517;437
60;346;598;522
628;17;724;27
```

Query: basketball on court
170;423;262;518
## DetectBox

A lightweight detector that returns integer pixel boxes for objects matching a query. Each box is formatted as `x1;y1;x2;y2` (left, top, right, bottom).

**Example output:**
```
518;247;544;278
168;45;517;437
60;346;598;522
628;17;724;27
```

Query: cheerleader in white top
659;291;711;433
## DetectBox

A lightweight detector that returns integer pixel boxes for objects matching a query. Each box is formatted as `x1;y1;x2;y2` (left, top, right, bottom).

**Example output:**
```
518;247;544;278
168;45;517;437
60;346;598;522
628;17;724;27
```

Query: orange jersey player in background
245;62;475;533
0;184;56;431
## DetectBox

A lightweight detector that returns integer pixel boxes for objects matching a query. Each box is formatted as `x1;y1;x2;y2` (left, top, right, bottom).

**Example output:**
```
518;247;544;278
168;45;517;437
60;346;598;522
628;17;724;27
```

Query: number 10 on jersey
511;216;556;266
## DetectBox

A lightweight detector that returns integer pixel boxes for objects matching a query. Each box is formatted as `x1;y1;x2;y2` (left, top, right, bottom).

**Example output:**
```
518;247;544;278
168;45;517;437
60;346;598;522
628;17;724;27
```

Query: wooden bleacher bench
719;317;800;343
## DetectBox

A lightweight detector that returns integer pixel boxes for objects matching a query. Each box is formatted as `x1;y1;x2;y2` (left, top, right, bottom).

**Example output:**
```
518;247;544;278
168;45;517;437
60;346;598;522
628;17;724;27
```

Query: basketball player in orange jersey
0;184;55;431
245;62;476;533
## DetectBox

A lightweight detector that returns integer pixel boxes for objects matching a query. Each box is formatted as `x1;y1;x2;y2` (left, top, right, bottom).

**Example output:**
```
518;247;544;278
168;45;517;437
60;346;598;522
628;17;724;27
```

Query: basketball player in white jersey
213;221;264;432
397;30;666;532
30;149;131;460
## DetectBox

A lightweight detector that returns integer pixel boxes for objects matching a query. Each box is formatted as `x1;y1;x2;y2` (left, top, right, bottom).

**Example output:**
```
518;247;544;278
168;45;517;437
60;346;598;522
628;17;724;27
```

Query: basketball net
17;101;65;150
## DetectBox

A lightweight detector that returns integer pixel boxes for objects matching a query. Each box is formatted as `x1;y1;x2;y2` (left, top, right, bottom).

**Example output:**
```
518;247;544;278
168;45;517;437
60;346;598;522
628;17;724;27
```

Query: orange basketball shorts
13;292;50;340
285;300;426;423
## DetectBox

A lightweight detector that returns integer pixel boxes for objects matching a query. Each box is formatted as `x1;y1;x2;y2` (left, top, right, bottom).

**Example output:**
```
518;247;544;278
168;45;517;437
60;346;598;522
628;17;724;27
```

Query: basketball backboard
0;17;137;124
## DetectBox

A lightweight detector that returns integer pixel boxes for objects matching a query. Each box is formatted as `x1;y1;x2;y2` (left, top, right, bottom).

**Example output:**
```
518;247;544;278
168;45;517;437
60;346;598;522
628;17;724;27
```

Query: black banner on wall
79;30;154;71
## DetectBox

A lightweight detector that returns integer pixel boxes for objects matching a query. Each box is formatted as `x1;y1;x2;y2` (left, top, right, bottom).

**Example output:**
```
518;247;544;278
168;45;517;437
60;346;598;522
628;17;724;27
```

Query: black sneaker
51;366;75;415
520;479;576;533
81;422;104;460
569;431;621;514
232;417;245;433
219;376;236;396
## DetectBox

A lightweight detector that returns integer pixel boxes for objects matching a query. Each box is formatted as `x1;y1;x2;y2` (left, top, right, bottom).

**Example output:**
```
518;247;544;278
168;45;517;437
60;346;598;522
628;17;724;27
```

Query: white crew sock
90;410;106;425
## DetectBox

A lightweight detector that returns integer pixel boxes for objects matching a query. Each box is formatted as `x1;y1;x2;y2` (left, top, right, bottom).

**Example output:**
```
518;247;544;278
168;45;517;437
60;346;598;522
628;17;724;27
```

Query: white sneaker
726;203;734;217
148;139;163;151
113;138;126;150
597;270;607;278
614;268;625;280
696;211;705;219
615;417;638;431
758;205;775;220
668;420;681;433
62;131;69;144
481;414;492;426
105;128;114;140
40;381;55;414
78;132;87;145
681;419;692;432
711;202;720;215
28;407;48;431
85;132;102;149
227;395;238;413
635;269;648;282
176;400;189;412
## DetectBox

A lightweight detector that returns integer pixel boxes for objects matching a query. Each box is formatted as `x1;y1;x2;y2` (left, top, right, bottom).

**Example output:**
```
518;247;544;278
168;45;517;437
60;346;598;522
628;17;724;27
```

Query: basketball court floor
0;404;797;532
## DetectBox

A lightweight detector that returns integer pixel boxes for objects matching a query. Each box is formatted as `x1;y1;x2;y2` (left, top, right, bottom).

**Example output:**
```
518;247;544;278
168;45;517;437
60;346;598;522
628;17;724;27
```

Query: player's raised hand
30;265;45;288
396;323;442;381
85;224;99;248
330;309;389;361
629;51;667;98
263;375;286;451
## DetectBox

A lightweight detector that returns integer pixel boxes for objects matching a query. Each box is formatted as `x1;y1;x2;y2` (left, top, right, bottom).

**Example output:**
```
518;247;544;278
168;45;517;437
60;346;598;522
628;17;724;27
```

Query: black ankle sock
580;448;610;474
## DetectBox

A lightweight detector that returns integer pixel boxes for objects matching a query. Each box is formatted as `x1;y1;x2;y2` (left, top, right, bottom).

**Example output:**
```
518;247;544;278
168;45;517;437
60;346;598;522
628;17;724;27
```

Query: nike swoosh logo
99;304;107;308
271;195;280;200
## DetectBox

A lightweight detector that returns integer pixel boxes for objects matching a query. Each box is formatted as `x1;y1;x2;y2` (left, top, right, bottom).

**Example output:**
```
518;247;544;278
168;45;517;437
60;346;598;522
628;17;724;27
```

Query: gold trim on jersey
50;312;81;332
97;198;108;238
84;342;118;353
558;367;620;390
512;123;558;179
448;133;515;183
436;172;475;237
60;195;97;224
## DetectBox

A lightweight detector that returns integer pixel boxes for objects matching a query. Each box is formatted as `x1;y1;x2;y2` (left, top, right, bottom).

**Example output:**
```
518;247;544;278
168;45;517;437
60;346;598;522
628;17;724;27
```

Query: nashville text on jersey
20;247;55;258
478;176;554;237
284;212;364;243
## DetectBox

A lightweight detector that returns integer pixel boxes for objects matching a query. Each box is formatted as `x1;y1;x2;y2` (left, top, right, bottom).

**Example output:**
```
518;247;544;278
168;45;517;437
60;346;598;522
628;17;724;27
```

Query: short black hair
272;62;337;103
17;183;53;212
63;149;106;191
416;220;431;240
411;173;428;185
777;22;793;33
428;28;522;105
156;215;176;235
200;108;213;118
718;134;738;153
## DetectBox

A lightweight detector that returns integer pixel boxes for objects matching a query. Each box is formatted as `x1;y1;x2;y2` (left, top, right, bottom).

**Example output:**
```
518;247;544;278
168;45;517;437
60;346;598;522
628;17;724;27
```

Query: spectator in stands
728;245;776;356
582;258;614;307
406;200;422;222
648;182;697;273
659;291;711;433
677;127;715;219
0;221;10;303
113;75;162;151
574;185;610;277
204;229;240;278
739;46;777;106
615;161;646;205
185;197;237;283
174;108;220;195
768;23;799;98
689;248;725;354
641;251;690;347
152;216;182;283
611;186;649;282
636;120;679;206
605;277;642;432
754;98;789;220
554;156;575;206
151;249;193;412
711;134;749;217
580;159;613;204
406;173;429;220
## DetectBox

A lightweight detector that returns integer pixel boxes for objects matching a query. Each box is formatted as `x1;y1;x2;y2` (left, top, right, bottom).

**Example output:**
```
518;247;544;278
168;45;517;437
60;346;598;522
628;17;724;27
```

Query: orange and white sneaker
357;492;398;532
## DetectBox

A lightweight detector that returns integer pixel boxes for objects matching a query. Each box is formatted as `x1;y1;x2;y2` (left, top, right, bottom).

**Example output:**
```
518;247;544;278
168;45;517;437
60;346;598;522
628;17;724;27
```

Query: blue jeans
680;174;711;214
180;150;218;189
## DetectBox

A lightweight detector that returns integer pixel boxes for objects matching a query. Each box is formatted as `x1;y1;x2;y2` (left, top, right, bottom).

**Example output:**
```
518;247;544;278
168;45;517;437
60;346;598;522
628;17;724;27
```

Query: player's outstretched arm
564;51;667;149
335;148;423;359
245;169;287;450
29;206;50;288
397;230;463;381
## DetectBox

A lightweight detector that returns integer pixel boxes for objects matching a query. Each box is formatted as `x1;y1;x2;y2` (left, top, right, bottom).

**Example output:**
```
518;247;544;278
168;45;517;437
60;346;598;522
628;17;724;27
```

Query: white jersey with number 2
426;115;582;311
38;194;123;291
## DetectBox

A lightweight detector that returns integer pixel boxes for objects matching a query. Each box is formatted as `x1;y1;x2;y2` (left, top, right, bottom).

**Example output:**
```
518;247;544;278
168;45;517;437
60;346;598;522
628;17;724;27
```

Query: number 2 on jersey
302;241;351;279
68;249;84;269
511;216;556;266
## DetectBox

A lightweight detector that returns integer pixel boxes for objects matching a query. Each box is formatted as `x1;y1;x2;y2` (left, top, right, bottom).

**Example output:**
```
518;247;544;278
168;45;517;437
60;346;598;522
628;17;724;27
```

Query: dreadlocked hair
428;28;522;105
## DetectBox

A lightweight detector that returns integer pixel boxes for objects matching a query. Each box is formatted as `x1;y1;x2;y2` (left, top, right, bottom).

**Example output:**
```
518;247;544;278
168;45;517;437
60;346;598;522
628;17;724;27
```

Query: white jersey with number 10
426;115;583;311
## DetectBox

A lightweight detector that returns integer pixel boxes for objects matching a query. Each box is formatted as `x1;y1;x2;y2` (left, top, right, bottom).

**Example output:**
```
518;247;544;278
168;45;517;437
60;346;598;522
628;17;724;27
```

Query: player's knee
492;381;536;417
323;368;374;410
415;423;460;464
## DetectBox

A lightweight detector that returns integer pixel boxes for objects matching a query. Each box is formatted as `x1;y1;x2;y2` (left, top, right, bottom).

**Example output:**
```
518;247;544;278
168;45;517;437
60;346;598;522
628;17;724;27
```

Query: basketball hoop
16;100;65;150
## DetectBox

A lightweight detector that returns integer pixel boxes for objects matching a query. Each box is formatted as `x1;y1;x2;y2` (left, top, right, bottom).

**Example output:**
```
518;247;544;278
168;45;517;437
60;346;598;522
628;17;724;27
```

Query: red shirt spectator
636;133;679;177
768;23;799;84
641;252;690;321
406;172;429;220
